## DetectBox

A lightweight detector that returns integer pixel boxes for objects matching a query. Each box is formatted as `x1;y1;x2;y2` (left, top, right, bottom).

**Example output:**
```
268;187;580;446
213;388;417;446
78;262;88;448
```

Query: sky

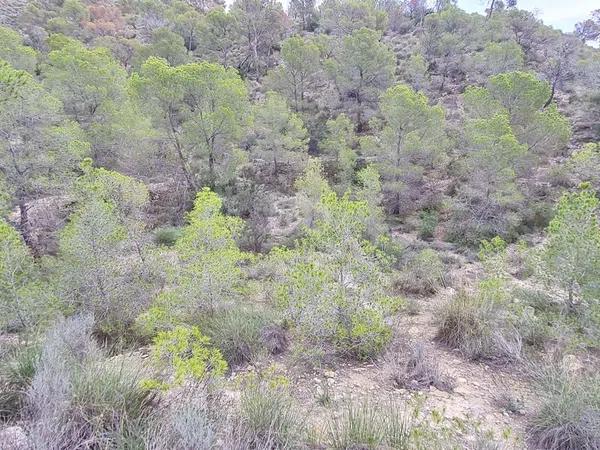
458;0;597;33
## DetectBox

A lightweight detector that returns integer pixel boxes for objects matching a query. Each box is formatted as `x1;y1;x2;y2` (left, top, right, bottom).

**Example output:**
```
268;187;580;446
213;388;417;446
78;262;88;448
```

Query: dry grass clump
529;361;600;450
384;340;454;392
437;290;522;362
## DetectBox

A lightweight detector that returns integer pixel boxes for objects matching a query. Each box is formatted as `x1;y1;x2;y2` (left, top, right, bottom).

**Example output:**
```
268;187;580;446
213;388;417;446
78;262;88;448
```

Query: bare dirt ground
243;242;537;447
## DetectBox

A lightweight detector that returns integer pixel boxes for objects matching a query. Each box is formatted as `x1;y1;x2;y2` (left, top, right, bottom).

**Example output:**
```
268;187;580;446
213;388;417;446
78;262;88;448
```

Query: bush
149;326;227;388
0;343;40;419
154;227;183;246
26;316;155;448
437;287;522;362
418;210;439;240
530;364;600;450
228;369;305;449
202;307;274;366
137;384;219;450
397;248;447;296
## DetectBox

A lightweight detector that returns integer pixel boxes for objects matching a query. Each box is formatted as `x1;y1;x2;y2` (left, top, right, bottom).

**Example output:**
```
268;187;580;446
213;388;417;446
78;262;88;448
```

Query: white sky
459;0;597;33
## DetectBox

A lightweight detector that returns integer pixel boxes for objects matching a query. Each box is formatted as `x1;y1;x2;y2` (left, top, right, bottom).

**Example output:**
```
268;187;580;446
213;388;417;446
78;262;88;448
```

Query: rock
0;426;30;450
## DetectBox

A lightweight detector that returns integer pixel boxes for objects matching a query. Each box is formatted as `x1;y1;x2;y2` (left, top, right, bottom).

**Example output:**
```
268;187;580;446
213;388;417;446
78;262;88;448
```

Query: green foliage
567;143;600;190
437;288;522;361
140;188;247;332
56;166;153;336
319;0;386;35
132;57;249;189
251;91;309;178
202;307;273;366
451;112;526;244
154;227;183;247
229;0;287;77
150;326;227;387
364;83;447;215
326;27;395;129
233;369;304;448
418;210;438;240
535;187;600;339
136;28;189;67
273;190;395;361
196;8;237;66
0;60;88;215
295;158;333;227
0;343;40;419
467;71;571;158
0;26;37;73
321;113;357;189
27;316;155;447
0;219;48;331
267;36;321;112
474;41;524;77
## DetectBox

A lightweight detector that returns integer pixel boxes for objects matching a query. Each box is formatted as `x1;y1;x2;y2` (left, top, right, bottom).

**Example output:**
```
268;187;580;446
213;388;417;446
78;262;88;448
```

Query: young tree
320;113;357;189
474;41;524;77
135;27;190;67
451;113;526;243
318;0;386;35
295;158;332;227
363;84;447;215
56;165;153;336
422;6;474;92
288;0;318;31
230;0;287;77
471;72;571;158
326;27;395;130
0;61;88;248
131;57;249;191
196;8;237;66
266;36;321;112
273;190;395;360
536;186;600;311
250;91;309;178
143;188;247;329
43;38;150;167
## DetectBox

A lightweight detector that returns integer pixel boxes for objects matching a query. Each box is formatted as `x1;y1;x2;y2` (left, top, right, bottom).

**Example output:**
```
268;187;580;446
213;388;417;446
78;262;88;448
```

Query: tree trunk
19;201;35;252
487;0;496;19
544;78;557;108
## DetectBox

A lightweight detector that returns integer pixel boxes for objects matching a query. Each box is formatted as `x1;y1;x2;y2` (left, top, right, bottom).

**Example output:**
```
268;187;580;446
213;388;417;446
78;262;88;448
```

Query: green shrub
341;307;392;360
530;364;600;450
418;210;438;240
154;227;183;246
203;307;273;366
0;343;40;419
149;326;227;388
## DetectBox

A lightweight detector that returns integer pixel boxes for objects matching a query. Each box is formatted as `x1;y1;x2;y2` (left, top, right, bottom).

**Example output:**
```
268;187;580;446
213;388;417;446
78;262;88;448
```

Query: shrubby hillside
0;0;599;448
